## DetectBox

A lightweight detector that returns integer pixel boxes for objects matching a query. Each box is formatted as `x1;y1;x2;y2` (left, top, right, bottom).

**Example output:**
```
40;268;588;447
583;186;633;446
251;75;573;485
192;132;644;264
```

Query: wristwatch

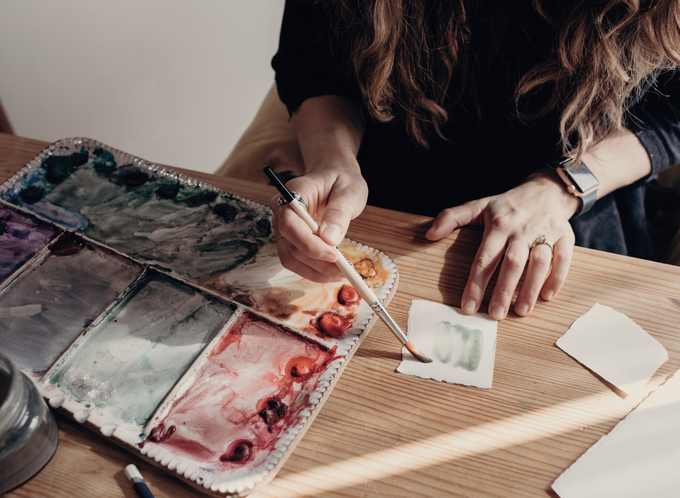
551;157;600;217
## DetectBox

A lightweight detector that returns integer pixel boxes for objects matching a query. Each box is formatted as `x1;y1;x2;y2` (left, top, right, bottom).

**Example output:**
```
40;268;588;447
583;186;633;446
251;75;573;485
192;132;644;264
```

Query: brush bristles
404;341;432;363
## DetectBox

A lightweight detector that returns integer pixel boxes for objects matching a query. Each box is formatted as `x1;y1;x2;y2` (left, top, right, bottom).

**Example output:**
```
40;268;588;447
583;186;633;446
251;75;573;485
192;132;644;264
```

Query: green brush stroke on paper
434;321;484;371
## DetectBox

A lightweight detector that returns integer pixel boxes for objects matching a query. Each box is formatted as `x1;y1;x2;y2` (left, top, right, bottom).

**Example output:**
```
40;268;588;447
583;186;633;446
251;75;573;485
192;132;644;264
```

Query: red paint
50;233;85;256
137;424;176;448
285;357;315;382
337;285;360;306
315;312;351;338
220;439;254;464
258;397;288;426
142;313;338;468
208;315;249;358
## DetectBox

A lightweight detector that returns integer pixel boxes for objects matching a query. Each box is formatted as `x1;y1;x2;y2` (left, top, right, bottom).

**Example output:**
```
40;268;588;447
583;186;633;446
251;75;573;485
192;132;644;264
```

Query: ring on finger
530;234;553;252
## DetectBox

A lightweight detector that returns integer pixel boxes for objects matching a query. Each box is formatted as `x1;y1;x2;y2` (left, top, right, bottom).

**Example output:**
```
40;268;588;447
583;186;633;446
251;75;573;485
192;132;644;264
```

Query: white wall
0;0;285;174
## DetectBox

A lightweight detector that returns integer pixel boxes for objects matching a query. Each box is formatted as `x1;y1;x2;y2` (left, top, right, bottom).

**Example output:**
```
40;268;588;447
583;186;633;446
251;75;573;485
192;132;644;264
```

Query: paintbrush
264;166;432;363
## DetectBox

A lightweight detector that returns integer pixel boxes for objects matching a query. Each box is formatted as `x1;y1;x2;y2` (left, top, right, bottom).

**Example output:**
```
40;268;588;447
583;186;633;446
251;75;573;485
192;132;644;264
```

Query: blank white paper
397;300;497;388
556;303;668;394
552;369;680;498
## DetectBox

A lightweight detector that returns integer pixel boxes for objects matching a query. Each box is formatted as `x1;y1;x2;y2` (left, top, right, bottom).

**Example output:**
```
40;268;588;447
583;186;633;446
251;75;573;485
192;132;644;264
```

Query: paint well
0;233;143;374
143;312;337;471
48;271;235;428
191;240;392;345
4;147;271;279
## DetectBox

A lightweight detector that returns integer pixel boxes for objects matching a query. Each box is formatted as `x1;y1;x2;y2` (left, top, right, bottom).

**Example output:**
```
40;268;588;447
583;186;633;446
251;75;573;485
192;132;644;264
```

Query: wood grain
3;132;680;498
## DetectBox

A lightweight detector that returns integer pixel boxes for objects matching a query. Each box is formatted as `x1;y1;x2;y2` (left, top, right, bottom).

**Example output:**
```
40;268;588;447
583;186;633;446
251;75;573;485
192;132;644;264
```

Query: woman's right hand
269;164;368;283
270;94;367;282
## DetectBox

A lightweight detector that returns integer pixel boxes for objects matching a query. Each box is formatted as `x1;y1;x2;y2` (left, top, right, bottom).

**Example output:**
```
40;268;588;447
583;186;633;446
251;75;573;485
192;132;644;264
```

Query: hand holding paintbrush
264;166;432;363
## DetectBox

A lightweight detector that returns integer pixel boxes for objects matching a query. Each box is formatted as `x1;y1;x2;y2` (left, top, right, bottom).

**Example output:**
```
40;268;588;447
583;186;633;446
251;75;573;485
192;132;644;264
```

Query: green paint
434;321;484;371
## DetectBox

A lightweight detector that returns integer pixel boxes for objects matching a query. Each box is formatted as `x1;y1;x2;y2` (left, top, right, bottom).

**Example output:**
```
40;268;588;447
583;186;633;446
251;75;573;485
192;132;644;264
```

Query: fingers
275;236;344;283
275;197;337;262
488;239;532;320
462;232;573;320
268;171;368;283
319;179;368;246
270;195;341;282
539;234;573;301
433;171;578;319
512;243;554;317
425;201;485;241
460;229;507;317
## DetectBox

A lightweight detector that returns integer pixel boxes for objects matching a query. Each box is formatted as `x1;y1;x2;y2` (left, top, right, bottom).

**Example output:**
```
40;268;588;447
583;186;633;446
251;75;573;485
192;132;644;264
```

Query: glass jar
0;352;58;494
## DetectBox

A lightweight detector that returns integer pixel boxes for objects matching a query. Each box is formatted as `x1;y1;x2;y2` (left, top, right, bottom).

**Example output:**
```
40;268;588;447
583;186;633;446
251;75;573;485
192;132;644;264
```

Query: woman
269;0;680;320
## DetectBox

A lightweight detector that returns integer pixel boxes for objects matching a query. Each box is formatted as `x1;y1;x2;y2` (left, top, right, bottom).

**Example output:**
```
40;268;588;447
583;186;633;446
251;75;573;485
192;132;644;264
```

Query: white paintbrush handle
289;198;319;232
269;171;428;360
289;198;409;346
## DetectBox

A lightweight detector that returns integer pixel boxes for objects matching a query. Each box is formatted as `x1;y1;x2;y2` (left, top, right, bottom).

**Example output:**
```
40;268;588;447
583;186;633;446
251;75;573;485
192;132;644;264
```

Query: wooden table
3;132;680;498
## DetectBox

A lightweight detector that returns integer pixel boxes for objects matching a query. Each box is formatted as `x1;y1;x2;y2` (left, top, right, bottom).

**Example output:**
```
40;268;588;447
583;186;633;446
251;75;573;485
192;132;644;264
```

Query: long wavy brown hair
330;0;680;158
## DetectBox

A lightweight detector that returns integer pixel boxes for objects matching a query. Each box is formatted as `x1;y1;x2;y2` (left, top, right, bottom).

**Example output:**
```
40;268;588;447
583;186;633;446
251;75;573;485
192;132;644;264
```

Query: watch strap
577;187;598;216
550;157;600;217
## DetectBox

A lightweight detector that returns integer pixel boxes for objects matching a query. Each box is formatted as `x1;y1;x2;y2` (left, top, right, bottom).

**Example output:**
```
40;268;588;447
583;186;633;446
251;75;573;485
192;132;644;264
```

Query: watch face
563;161;600;195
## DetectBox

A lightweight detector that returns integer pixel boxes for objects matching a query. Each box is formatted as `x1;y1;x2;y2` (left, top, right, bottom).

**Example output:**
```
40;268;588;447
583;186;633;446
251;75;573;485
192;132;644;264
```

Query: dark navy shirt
272;0;680;260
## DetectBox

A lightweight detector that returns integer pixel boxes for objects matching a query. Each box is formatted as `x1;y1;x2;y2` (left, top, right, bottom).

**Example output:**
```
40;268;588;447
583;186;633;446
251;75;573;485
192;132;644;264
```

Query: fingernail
462;300;476;314
490;304;505;320
544;290;554;301
516;302;529;316
320;223;342;246
322;251;337;263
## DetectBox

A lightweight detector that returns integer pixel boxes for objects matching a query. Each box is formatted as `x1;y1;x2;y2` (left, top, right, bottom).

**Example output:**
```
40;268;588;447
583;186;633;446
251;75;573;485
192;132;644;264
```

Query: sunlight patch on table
274;390;622;497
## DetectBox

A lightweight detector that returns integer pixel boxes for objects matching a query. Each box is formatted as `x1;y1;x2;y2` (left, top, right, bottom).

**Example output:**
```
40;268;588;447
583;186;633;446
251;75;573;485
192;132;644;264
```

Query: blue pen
124;464;155;498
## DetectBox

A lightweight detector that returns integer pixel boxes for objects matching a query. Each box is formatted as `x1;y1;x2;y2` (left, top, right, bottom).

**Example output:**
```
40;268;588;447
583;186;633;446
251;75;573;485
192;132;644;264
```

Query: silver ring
530;234;553;252
277;192;307;209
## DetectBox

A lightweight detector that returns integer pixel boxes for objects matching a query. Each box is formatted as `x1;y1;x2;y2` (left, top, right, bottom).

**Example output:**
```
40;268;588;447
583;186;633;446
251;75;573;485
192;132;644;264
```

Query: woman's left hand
425;168;581;320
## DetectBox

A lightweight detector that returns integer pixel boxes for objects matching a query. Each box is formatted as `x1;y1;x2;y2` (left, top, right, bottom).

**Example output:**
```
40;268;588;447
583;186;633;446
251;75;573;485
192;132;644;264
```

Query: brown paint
337;285;360;306
314;312;351;338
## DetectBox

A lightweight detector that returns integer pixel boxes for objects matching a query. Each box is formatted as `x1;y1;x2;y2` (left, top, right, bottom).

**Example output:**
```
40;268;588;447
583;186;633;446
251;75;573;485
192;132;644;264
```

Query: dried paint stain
143;312;336;469
0;233;143;373
48;271;235;427
3;148;272;279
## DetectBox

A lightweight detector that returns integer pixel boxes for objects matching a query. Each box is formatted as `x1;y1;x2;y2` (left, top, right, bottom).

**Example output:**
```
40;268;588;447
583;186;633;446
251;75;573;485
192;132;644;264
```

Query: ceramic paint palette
0;138;398;496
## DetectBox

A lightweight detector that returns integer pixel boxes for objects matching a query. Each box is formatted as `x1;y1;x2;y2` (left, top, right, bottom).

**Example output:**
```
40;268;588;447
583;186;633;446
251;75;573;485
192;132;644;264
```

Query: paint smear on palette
0;205;60;285
397;300;497;389
192;240;390;343
0;233;143;374
47;271;235;432
141;312;337;477
3;146;271;279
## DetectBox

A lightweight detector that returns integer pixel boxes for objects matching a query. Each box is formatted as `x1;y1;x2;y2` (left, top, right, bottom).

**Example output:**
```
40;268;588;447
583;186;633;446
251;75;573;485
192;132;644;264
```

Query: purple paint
0;233;143;374
0;206;59;285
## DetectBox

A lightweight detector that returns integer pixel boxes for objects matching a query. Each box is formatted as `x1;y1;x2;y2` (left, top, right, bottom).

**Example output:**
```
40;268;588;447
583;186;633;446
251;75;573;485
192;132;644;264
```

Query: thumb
318;184;367;246
425;199;487;241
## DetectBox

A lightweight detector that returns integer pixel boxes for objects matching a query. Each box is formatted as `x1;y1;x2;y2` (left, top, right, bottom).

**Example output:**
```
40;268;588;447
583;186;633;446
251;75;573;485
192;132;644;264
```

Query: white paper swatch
552;369;680;498
556;303;668;395
397;300;497;388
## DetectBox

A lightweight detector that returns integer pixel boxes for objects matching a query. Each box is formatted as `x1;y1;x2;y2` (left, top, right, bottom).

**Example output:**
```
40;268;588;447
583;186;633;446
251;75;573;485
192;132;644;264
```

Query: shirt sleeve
627;69;680;176
271;0;362;115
